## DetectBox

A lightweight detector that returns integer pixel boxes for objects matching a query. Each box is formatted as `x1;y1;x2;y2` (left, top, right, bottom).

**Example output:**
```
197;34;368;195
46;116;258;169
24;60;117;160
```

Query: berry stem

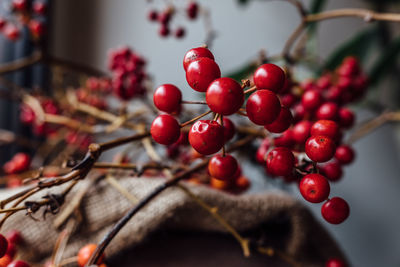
180;110;212;127
181;100;207;105
244;86;257;94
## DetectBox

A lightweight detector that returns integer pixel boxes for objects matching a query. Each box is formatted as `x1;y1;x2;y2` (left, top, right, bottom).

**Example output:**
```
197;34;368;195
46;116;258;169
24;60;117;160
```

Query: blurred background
1;0;400;266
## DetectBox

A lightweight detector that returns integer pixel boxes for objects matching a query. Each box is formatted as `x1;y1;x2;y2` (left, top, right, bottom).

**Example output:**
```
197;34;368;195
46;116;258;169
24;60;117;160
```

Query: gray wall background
49;1;400;266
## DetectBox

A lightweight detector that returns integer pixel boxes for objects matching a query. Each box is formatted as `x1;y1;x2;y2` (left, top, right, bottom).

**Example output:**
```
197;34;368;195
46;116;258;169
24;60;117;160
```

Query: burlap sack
1;176;347;266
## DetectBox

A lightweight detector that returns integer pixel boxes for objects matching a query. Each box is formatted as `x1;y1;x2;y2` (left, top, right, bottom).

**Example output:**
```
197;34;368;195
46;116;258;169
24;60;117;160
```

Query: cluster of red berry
0;230;31;267
147;1;199;39
0;0;47;41
75;77;113;110
108;46;147;101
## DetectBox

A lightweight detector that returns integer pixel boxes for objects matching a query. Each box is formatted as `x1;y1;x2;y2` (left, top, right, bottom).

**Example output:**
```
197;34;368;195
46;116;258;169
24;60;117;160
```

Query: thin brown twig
180;110;212;127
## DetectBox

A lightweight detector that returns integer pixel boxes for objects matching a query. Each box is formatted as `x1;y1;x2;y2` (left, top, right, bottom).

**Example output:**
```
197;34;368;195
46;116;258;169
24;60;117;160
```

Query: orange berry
77;244;105;267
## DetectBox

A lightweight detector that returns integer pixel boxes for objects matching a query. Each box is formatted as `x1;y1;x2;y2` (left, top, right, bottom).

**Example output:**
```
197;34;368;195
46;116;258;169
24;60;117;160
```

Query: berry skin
320;161;343;182
326;258;347;267
264;106;293;133
305;136;336;163
8;153;31;174
153;84;182;113
206;78;244;115
222;117;235;142
183;47;215;71
301;89;322;111
7;261;31;267
77;244;105;267
253;63;285;93
299;174;330;203
334;145;355;165
266;147;295;176
274;129;295;148
150;114;181;145
316;102;339;121
321;197;350;224
6;230;23;245
281;93;297;108
0;234;8;258
246;90;281;125
186;58;221;92
208;154;238;181
292;121;312;144
338;108;355;129
188;120;224;155
310;120;340;140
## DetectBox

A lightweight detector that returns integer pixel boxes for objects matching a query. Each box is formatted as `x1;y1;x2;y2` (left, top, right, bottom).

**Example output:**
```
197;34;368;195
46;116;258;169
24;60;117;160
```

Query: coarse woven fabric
1;176;347;266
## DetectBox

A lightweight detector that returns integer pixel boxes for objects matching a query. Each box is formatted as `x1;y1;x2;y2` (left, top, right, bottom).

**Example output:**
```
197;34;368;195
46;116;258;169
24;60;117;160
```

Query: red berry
4;24;20;41
0;17;6;30
266;147;295;176
188;120;224;155
158;11;171;24
264;106;293;133
338;108;355;129
77;244;105;267
305;136;336;163
8;153;31;173
337;56;360;77
187;2;198;19
5;230;23;245
183;47;214;71
246;90;281;125
12;0;27;11
321;197;350;224
148;10;158;21
326;258;347;267
5;241;16;258
153;84;182;113
150;114;181;145
33;1;47;15
208;154;238;181
293;103;306;122
320;161;343;182
253;64;285;93
300;79;315;91
0;234;8;258
316;102;339;121
310;120;340;140
186;58;221;92
299;173;330;203
280;93;297;108
7;261;30;267
316;74;332;90
206;77;244;115
302;90;322;111
274;129;295;148
326;86;343;103
334;145;355;165
28;20;45;38
175;27;185;38
292;121;312;144
222;117;235;142
159;25;170;37
256;138;270;164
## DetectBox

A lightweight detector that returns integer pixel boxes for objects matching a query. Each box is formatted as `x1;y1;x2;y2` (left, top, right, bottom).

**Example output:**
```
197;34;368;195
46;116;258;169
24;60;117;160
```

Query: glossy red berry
326;258;347;267
301;89;322;111
148;10;158;21
334;145;355;165
33;1;47;15
321;197;350;224
77;244;105;267
316;102;339;121
266;147;295;176
175;27;185;38
188;120;224;155
274;129;295;148
338;108;355;129
310;120;340;140
153;84;182;113
186;58;221;92
305;136;336;162
6;230;23;245
183;47;215;71
208;154;238;181
222;117;235;142
4;24;20;41
206;77;244;115
0;234;8;258
320;161;343;182
12;0;27;11
253;63;285;93
246;90;281;125
7;261;31;267
281;93;297;108
299;173;330;203
316;74;332;90
150;114;181;145
29;20;45;38
264;106;293;133
292;121;312;144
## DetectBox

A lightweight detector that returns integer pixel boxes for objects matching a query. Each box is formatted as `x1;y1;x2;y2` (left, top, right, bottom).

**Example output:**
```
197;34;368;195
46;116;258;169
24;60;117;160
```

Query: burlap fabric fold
1;177;347;266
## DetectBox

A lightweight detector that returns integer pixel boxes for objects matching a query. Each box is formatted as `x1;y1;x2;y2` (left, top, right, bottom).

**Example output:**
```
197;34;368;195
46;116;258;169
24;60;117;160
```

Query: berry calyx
321;197;350;224
266;147;295;176
0;234;8;258
186;58;221;92
153;84;182;113
253;63;285;93
246;90;281;125
183;47;215;71
208;154;238;181
206;77;244;115
334;145;355;165
264;106;293;133
188;120;224;155
77;244;105;267
305;136;336;162
150;114;181;145
311;120;340;140
299;173;330;203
